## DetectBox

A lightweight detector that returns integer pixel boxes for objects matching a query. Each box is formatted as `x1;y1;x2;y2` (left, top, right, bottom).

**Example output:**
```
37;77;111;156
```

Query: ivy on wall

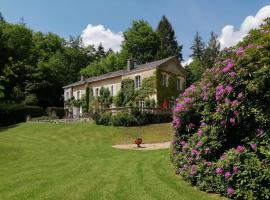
156;68;180;107
135;76;156;100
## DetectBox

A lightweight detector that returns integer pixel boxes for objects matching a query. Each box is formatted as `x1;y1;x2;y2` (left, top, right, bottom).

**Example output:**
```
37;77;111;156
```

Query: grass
0;122;224;200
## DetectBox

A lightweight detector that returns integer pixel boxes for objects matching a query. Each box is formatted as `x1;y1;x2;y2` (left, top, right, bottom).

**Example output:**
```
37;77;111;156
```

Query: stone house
63;56;186;116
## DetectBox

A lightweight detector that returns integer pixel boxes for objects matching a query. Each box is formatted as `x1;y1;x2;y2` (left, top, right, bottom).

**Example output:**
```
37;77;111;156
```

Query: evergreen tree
203;32;220;68
156;15;183;61
96;43;106;60
0;12;4;22
190;32;205;61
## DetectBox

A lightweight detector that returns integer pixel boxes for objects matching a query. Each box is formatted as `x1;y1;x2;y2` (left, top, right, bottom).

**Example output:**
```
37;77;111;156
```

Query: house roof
63;56;184;89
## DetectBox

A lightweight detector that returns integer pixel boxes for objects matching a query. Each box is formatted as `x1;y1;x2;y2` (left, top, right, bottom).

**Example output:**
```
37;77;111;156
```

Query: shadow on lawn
0;124;19;133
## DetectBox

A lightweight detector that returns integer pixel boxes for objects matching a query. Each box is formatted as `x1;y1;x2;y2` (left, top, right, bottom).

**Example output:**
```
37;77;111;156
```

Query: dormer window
135;76;141;89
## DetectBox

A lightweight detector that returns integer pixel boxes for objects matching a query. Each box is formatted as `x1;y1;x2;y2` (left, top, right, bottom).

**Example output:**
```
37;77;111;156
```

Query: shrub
23;94;38;105
92;111;112;126
171;19;270;199
0;104;45;126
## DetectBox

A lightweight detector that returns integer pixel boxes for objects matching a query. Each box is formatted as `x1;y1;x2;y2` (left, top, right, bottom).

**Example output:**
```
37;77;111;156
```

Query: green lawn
0;122;223;200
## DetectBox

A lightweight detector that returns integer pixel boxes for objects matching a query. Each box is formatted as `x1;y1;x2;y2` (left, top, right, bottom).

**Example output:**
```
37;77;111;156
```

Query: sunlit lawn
0;122;224;200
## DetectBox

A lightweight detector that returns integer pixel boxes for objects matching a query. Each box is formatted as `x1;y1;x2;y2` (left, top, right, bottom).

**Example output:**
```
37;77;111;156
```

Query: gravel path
112;141;171;150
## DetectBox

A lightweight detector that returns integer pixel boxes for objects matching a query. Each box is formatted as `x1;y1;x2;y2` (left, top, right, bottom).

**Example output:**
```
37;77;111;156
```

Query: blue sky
1;0;270;62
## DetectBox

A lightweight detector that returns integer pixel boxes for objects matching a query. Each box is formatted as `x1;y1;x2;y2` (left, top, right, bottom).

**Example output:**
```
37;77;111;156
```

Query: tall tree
122;20;160;64
156;15;183;61
190;32;205;61
95;43;106;61
203;32;220;68
0;12;4;22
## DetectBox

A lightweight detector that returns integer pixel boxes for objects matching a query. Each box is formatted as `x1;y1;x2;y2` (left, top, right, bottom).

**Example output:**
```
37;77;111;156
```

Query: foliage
156;15;183;61
122;20;160;64
185;58;205;86
171;19;270;199
190;32;205;61
23;94;38;106
203;32;220;68
135;76;156;101
97;87;112;108
156;69;179;107
0;103;45;126
114;78;135;107
93;108;172;127
84;86;90;112
80;52;126;77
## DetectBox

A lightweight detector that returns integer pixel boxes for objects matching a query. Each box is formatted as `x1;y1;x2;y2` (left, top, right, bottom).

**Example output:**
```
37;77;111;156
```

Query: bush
0;104;45;126
46;107;65;119
171;19;270;199
93;108;172;127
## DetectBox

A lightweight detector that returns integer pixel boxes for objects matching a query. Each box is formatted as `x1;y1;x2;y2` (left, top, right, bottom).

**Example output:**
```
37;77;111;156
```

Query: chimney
127;58;134;71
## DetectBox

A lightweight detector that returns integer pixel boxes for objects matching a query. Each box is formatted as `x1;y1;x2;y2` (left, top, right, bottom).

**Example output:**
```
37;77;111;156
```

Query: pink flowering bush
171;18;270;199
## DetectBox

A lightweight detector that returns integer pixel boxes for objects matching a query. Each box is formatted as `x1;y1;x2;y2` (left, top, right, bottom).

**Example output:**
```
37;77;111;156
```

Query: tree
122;20;160;64
190;32;205;61
98;87;112;108
95;43;106;61
156;15;183;61
203;32;220;68
0;12;4;22
185;58;204;86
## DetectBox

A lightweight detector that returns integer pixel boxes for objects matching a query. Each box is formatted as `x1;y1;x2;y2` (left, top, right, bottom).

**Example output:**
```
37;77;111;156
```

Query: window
177;78;181;90
162;73;169;87
135;76;141;89
110;85;114;96
139;101;145;108
76;91;80;100
95;88;99;96
65;91;70;100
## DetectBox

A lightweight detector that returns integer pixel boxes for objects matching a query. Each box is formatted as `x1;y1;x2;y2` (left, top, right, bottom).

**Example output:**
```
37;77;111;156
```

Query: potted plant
134;137;143;147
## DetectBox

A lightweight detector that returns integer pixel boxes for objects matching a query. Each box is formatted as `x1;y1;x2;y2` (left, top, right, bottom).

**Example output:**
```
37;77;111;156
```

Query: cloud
81;24;123;52
219;5;270;49
181;57;193;67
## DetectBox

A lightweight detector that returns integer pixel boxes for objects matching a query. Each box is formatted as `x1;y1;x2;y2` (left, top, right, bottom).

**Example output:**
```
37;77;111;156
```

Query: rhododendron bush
171;19;270;199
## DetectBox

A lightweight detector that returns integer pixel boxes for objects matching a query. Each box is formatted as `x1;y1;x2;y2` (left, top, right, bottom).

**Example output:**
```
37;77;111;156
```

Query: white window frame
65;91;70;100
110;85;114;96
162;73;169;87
76;91;80;100
177;78;181;90
135;75;141;89
95;88;99;96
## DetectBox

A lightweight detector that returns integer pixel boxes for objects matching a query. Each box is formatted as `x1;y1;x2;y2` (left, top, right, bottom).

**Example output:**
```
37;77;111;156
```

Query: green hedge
0;104;45;126
92;108;172;127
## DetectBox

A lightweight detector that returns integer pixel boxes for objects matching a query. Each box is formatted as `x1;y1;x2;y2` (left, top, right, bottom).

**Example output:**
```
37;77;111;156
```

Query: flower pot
134;138;142;147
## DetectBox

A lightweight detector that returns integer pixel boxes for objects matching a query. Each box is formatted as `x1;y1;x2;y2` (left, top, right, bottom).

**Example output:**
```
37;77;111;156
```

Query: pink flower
190;164;197;176
215;167;223;175
227;187;235;197
247;43;253;49
196;141;203;147
234;110;239;116
229;71;237;77
256;128;264;135
204;147;210;154
231;100;239;107
236;145;245;153
183;97;191;103
172;116;181;128
225;85;233;93
206;161;212;167
237;92;243;99
197;129;203;137
250;143;257;151
191;148;199;155
233;166;239;173
188;123;195;129
220;120;226;126
224;171;232;179
230;118;235;125
256;45;263;49
200;122;207;127
236;46;244;55
225;97;231;104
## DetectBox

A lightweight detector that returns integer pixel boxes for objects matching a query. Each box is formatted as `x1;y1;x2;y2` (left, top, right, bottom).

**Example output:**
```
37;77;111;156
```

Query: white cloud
81;24;123;52
181;57;193;67
219;5;270;49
